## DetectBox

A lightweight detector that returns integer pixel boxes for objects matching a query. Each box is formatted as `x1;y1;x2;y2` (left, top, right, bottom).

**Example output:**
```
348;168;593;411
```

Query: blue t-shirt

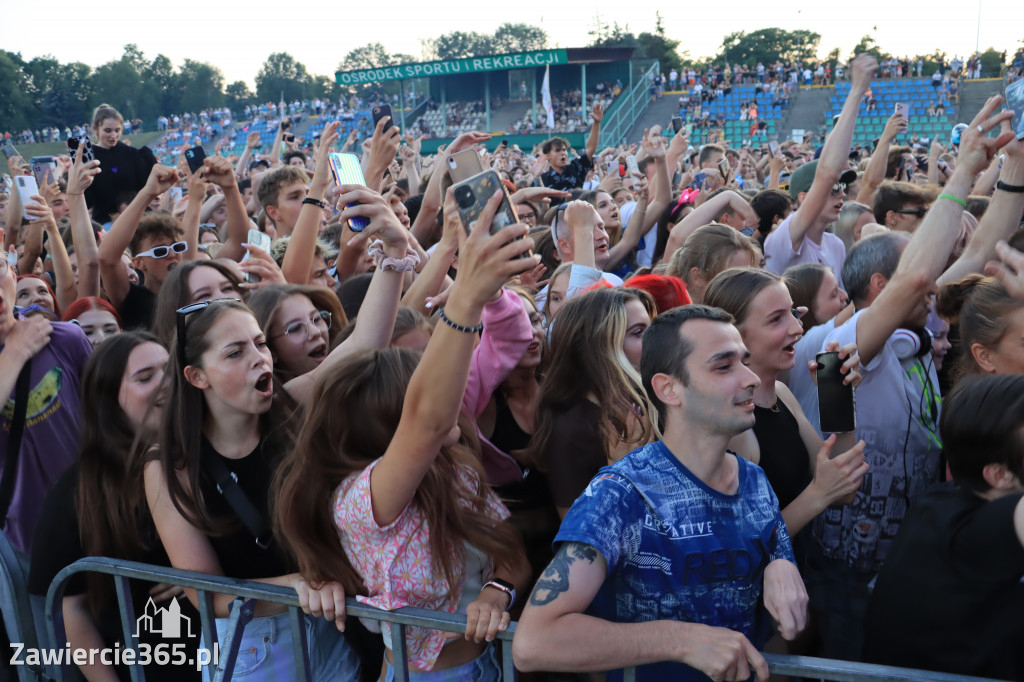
555;441;794;682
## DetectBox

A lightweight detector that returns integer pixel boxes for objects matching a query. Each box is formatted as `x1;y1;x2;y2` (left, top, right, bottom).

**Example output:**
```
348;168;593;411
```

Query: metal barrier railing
597;61;661;149
42;558;1007;682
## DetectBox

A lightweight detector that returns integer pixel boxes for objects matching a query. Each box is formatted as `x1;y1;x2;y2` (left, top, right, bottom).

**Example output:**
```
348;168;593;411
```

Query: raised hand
67;142;100;195
811;435;869;506
881;112;908;142
955;95;1015;177
590;101;605;124
143;164;180;197
201;156;236;189
850;53;879;92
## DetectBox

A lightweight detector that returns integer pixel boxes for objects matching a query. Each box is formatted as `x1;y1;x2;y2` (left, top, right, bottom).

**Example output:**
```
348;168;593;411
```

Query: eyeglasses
136;241;188;259
273;310;332;342
175;298;238;368
893;206;928;219
830;182;848;196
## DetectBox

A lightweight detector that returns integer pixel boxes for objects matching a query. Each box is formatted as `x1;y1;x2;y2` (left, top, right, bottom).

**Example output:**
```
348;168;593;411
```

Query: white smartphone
895;102;910;122
15;175;40;221
242;228;273;283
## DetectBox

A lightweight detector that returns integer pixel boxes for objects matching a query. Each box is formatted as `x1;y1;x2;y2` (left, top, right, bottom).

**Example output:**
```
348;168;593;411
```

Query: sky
7;0;1021;87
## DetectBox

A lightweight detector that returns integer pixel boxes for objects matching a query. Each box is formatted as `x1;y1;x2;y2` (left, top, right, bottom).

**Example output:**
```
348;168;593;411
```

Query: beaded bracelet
367;240;420;272
438;308;483;334
937;193;966;208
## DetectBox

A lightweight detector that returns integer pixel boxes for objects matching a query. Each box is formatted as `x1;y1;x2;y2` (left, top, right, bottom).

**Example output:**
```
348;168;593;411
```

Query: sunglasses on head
893;206;928;219
175;298;239;369
135;240;188;259
830;182;848;196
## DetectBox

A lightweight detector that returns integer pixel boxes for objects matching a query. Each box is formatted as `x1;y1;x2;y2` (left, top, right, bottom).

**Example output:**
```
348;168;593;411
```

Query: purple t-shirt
764;212;847;290
0;319;92;553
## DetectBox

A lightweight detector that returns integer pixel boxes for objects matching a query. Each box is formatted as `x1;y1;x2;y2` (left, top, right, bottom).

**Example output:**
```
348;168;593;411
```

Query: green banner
336;49;568;85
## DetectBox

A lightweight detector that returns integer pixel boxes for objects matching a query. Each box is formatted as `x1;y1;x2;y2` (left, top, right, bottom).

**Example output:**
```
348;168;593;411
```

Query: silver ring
977;125;984;133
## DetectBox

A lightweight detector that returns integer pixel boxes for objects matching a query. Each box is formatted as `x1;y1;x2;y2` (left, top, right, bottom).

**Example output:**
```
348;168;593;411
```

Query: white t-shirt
764;212;847;289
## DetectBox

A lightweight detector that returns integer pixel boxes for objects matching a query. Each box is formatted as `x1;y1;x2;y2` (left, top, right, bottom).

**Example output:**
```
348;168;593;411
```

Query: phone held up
185;146;207;175
328;152;369;232
15;175;41;221
816;351;856;434
1005;78;1024;141
66;136;95;164
372;104;394;135
242;228;273;283
451;170;524;257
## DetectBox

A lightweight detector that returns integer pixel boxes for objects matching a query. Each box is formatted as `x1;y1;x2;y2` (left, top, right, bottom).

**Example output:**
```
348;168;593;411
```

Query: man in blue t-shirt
513;306;807;682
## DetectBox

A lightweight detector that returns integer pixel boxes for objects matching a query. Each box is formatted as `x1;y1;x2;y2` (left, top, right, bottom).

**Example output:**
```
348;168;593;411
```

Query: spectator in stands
863;374;1024;679
540;103;604;191
84;104;157;224
513;305;807;682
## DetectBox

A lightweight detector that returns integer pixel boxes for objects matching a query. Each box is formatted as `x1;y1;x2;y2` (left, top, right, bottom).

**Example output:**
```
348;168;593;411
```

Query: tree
341;43;394;72
144;54;180;120
851;35;885;62
430;31;493;60
720;28;822;66
491;23;548;53
636;12;682;73
225;81;254;116
588;14;637;48
39;62;92;128
177;60;225;113
255;53;309;103
0;51;38;132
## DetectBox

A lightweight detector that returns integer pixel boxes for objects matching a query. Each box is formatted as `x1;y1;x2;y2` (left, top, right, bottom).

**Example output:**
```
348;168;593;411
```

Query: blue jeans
201;611;360;682
384;644;500;682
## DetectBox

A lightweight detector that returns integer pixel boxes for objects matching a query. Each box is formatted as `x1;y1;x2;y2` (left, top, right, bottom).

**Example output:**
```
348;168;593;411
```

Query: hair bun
936;273;989;320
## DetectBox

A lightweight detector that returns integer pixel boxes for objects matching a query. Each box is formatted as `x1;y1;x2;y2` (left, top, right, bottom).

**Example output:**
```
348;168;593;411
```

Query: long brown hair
275;347;523;597
76;332;161;614
151;261;243;346
160;300;298;534
782;263;830;331
936;274;1024;382
527;287;654;468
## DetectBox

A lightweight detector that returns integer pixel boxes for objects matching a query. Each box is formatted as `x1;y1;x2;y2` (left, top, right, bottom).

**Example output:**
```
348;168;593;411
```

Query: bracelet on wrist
367;240;419;272
996;180;1024;194
937;193;967;208
301;197;327;209
438;308;484;334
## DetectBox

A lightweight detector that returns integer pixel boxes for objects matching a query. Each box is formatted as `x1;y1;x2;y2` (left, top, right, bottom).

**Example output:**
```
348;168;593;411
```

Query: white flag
541;65;554;129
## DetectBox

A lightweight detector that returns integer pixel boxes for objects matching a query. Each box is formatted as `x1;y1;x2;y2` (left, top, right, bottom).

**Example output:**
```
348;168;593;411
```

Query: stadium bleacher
829;79;956;145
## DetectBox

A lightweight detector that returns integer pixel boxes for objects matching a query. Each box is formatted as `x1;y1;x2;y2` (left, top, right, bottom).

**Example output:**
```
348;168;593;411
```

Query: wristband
483;579;516;610
996;181;1024;194
301;197;327;209
438;308;484;334
937;193;966;208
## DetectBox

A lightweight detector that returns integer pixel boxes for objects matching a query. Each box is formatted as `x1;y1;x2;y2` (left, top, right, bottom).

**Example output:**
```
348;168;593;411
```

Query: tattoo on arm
528;542;598;606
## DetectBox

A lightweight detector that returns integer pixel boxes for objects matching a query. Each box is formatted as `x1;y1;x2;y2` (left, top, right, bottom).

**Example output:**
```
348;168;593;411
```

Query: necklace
755;400;780;413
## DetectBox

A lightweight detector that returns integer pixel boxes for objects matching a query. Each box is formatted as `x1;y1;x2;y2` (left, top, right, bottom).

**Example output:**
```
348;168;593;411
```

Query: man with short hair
540;102;604;192
257;165;311;237
514;305;807;682
872;181;937;232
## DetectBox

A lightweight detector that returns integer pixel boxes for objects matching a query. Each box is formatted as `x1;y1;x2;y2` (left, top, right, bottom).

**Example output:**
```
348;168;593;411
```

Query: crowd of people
1;49;1024;682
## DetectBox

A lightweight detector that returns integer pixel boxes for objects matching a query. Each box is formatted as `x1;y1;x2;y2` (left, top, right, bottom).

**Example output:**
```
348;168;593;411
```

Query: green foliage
492;23;548;53
851;35;886;62
978;48;1005;77
255;52;310;103
721;28;822;66
225;81;254;113
588;14;637;48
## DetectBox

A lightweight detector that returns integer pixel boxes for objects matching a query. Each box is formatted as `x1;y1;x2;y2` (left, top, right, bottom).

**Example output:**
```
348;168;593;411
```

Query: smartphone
15;175;40;221
768;141;780;157
671;116;683;134
242;228;273;283
185;146;207;174
895;102;910;123
718;159;731;181
372;104;394;134
625;155;640;176
327;152;369;232
280;118;291;131
1;140;19;161
67;136;95;164
452;170;521;249
606;159;618;174
1005;78;1024;141
816;351;856;433
284;133;295;143
447;149;485;184
690;171;707;189
672;170;683;187
30;156;57;187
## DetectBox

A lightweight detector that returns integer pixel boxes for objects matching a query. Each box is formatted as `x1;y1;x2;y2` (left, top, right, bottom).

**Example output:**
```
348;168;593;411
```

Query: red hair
624;274;692;313
61;296;123;326
16;274;61;317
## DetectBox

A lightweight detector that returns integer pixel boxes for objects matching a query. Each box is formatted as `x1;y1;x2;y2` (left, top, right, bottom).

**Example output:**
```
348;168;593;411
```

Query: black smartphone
280;118;291;131
372;104;394;134
671;116;683;134
185;146;207;174
817;351;856;433
284;133;295;143
1;140;19;161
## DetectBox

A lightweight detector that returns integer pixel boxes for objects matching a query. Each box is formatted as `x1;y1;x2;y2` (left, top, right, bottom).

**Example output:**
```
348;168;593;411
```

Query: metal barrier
42;558;1006;682
597;61;660;149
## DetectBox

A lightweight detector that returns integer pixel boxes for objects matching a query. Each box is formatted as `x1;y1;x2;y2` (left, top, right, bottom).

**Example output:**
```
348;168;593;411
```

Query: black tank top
752;400;812;509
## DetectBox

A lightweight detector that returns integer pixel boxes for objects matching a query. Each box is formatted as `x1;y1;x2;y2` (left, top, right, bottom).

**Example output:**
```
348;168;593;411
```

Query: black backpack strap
0;360;33;528
203;452;271;549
